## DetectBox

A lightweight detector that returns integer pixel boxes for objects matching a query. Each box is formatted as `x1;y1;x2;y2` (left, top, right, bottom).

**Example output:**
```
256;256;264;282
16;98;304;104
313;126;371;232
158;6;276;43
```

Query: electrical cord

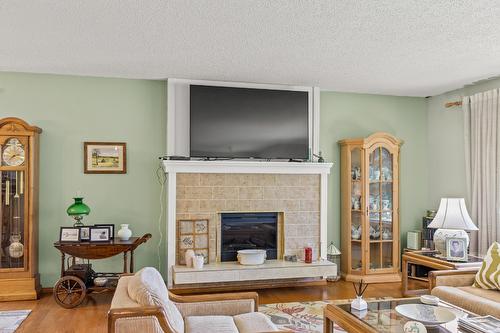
156;161;167;272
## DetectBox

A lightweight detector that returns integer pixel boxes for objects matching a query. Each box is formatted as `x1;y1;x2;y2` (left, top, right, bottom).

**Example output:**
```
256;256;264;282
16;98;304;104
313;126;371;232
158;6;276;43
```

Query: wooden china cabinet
0;117;41;300
339;132;402;283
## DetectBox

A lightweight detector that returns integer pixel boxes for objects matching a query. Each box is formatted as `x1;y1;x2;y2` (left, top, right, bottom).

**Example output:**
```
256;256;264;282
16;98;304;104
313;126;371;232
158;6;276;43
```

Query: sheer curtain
463;88;500;255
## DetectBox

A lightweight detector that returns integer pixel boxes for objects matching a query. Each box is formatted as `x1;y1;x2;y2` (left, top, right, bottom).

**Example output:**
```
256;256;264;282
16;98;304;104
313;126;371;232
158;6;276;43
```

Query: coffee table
402;251;483;296
324;297;475;333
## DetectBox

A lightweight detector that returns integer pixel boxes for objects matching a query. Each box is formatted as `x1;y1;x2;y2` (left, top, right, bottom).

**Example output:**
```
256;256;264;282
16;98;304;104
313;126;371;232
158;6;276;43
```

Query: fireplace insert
220;212;277;262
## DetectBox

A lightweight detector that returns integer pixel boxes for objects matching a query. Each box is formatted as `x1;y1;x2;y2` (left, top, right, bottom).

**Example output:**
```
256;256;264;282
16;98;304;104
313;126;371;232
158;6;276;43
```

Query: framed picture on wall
84;142;126;174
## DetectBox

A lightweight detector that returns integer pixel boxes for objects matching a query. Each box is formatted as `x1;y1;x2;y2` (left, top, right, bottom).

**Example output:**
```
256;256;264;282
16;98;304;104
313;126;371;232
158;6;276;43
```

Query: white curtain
463;88;500;255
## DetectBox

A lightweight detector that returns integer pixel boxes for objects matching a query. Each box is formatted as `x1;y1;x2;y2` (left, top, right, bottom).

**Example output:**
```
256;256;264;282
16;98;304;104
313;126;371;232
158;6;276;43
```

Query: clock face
2;138;25;166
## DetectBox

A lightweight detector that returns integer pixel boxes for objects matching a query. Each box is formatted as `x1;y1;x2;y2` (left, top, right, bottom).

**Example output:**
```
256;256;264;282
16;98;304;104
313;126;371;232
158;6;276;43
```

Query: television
190;85;310;159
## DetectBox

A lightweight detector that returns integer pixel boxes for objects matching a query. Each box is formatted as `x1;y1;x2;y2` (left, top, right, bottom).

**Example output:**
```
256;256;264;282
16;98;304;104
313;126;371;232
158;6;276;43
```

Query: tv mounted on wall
190;84;310;160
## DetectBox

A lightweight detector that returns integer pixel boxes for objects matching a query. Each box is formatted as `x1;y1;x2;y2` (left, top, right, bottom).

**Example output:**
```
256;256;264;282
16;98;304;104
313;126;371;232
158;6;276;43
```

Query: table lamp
67;197;90;227
427;198;478;255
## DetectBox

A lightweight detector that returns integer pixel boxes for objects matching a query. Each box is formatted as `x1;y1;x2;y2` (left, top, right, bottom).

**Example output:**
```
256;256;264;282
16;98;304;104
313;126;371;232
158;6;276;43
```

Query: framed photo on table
89;227;111;242
78;226;91;241
94;224;115;239
60;227;81;242
84;142;126;174
446;237;468;261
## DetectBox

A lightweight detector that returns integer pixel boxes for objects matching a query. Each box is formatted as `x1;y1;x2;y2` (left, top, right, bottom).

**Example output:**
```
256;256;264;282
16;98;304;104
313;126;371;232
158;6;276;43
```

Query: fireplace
220;212;278;262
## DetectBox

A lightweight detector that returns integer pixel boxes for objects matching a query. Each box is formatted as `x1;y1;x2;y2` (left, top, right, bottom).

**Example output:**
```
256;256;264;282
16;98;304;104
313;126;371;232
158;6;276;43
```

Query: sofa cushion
185;315;238;333
474;241;500;290
233;312;280;333
128;267;184;333
432;285;500;317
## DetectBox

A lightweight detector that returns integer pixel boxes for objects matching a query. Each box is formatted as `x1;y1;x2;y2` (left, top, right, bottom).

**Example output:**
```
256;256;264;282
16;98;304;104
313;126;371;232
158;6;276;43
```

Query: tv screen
190;85;309;159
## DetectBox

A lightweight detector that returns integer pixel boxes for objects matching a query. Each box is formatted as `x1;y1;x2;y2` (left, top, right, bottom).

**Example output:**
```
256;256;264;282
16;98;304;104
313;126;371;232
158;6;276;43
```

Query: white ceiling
1;1;500;97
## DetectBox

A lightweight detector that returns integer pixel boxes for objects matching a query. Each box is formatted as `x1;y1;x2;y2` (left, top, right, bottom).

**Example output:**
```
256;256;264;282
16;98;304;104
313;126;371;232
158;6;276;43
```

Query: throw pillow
474;242;500;290
128;267;184;333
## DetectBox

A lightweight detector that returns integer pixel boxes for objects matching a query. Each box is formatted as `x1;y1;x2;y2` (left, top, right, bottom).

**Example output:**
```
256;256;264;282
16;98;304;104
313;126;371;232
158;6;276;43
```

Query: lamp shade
66;197;91;216
427;198;478;231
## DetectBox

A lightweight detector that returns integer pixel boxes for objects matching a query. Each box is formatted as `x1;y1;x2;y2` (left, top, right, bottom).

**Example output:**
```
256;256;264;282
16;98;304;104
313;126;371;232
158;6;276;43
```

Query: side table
402;250;482;296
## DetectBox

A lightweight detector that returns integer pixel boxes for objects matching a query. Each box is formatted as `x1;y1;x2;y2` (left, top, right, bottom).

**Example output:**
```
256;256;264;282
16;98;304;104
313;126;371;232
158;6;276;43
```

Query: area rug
260;301;346;333
0;310;31;333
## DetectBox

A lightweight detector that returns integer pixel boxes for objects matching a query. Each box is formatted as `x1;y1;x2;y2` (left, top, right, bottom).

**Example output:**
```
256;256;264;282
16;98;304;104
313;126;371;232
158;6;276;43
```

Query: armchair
107;268;279;333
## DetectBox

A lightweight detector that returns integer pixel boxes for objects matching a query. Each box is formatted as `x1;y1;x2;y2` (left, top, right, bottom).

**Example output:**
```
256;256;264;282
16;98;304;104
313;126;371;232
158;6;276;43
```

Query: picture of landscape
91;147;119;168
84;142;126;174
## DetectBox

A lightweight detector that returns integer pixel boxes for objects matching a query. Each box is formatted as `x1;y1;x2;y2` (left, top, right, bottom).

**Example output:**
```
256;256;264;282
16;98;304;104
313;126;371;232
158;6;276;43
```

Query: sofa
107;267;280;333
429;268;500;318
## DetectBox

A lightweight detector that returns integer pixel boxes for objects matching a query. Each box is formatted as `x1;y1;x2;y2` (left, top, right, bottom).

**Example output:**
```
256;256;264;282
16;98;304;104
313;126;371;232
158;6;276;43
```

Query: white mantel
163;160;333;287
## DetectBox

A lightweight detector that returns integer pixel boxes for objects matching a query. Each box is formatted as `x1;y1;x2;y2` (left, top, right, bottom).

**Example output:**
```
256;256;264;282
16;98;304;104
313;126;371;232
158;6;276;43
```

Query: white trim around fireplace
163;160;333;287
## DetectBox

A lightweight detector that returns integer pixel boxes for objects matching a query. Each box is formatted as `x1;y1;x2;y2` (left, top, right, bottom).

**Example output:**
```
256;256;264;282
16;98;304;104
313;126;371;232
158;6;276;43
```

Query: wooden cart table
402;250;482;296
53;233;151;308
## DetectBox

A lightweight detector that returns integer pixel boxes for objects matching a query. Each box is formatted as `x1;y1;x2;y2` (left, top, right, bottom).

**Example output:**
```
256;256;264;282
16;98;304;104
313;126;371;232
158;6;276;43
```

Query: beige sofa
430;268;500;318
108;267;280;333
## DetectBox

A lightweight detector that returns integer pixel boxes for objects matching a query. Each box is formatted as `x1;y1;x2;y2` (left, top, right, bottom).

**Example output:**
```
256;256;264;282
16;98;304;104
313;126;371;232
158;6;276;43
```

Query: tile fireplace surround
163;160;334;287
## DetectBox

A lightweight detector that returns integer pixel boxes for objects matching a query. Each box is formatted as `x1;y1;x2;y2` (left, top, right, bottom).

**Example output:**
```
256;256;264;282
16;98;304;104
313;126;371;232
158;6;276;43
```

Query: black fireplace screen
220;212;278;262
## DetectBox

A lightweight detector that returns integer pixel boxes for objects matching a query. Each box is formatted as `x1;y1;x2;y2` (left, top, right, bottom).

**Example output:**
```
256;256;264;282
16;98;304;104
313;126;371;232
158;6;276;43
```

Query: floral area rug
259;301;346;333
0;310;31;333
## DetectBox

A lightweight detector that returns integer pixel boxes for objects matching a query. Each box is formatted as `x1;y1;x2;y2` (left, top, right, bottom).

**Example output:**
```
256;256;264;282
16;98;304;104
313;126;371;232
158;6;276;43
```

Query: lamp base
433;229;469;256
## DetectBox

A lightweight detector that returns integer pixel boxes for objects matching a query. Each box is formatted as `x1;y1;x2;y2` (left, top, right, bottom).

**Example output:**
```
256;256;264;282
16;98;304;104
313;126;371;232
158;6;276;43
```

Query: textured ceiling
1;1;500;96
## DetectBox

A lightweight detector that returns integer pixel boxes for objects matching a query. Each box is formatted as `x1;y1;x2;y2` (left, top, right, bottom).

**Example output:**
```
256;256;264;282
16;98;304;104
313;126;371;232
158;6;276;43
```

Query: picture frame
78;226;91;241
60;227;81;242
89;227;111;242
84;142;126;174
446;237;468;261
176;219;210;265
94;224;115;239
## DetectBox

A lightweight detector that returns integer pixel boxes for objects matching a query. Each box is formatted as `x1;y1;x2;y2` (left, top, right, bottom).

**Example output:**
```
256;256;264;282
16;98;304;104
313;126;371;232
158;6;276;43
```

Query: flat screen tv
190;85;309;159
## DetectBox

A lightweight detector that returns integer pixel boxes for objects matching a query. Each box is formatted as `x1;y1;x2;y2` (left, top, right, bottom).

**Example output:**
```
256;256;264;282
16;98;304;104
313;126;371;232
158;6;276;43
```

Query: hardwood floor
0;280;422;332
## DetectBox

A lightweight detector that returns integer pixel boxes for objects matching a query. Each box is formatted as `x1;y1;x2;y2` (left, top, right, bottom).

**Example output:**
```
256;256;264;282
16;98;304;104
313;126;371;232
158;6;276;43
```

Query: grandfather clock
0;117;41;300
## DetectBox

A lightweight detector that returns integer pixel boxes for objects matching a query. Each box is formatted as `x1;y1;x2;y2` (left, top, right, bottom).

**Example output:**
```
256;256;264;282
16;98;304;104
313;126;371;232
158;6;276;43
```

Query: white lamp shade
427;198;478;231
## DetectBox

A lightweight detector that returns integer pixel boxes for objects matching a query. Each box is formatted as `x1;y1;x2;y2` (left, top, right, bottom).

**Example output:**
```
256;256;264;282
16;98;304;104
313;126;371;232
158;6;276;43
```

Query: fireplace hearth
220;212;278;262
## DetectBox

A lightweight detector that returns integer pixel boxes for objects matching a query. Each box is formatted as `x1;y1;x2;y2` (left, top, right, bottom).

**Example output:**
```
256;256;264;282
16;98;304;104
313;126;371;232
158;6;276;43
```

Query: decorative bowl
94;277;108;287
237;249;267;265
395;304;456;327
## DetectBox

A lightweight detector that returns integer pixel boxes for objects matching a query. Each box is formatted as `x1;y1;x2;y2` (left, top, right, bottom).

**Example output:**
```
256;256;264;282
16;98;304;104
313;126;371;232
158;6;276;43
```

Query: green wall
0;72;167;287
1;71;431;287
426;77;500;208
320;92;428;250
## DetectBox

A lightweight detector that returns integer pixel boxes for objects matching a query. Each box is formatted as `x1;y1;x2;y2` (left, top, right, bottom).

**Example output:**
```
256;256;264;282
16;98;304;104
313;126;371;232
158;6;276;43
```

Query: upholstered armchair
429;268;500;317
107;267;280;333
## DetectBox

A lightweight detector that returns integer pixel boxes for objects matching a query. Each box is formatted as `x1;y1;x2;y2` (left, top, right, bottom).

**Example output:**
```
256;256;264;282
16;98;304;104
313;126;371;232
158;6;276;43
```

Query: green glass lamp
67;197;91;227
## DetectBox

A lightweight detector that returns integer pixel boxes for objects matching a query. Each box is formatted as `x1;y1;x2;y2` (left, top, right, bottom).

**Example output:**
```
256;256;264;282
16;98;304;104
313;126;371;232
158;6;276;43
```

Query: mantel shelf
162;160;333;174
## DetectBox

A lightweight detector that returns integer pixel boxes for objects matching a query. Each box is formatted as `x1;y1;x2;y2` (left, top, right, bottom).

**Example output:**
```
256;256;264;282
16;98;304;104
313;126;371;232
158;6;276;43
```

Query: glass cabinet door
0;170;26;269
350;147;363;272
368;146;394;271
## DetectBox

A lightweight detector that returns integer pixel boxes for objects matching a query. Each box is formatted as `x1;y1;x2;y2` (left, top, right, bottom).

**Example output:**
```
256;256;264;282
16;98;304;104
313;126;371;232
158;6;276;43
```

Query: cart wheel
53;276;87;308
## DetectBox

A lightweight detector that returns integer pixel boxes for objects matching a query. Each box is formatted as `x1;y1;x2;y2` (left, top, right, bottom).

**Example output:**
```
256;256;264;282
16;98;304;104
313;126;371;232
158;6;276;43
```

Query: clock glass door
0;136;27;270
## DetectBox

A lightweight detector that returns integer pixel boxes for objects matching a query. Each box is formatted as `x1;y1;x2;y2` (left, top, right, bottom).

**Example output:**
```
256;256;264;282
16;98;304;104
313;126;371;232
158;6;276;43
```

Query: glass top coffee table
324;297;475;333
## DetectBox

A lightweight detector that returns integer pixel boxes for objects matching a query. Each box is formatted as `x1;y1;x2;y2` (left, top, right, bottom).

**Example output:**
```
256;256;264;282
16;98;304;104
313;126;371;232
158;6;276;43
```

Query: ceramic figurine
193;254;205;269
382;229;392;240
351;225;361;240
369;225;380;239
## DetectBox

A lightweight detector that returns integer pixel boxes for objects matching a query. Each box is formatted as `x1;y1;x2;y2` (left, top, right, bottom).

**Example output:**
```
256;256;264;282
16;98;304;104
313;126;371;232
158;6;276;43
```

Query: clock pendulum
9;171;24;259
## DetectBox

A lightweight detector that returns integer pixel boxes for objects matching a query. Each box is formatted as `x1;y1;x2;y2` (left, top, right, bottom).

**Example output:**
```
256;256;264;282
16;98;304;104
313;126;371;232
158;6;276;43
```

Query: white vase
117;224;132;241
193;255;204;269
185;249;195;267
351;296;368;311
